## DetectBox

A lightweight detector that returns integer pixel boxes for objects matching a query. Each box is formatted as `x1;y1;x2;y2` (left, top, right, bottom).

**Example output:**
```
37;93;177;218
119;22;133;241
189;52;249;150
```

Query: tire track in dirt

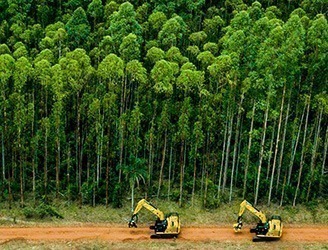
0;225;327;243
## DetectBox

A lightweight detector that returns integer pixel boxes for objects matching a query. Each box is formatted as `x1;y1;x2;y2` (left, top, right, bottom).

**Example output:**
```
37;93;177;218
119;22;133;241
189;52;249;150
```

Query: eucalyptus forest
0;0;327;212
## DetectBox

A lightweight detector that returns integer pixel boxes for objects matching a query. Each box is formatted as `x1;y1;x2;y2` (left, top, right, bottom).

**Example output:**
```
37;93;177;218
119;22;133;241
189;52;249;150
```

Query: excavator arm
234;200;267;232
128;199;165;228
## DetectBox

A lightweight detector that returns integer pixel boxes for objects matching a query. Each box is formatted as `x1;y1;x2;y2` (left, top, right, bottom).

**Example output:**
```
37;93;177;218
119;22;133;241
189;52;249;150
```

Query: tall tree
12;56;32;207
0;54;15;185
177;98;191;207
59;48;94;207
51;64;66;198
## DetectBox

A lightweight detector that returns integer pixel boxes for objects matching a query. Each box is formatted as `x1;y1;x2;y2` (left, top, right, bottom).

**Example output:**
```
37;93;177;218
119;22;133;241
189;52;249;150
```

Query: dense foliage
0;0;327;210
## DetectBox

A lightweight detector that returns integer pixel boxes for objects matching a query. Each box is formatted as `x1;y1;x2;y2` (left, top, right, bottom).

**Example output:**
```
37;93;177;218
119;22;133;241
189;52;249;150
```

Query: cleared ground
0;224;327;244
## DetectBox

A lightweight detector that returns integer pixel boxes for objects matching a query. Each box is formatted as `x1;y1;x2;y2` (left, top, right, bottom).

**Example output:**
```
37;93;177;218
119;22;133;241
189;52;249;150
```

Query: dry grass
1;198;328;226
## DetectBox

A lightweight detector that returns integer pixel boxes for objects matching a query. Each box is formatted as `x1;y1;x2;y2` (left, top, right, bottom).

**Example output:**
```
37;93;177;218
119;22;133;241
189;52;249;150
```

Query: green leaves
1;0;328;207
148;11;167;31
151;59;177;95
121;154;147;188
87;0;103;22
0;54;15;82
177;63;205;94
126;60;147;86
65;7;90;48
108;2;142;51
14;56;32;90
189;31;207;45
59;49;94;93
119;33;140;62
306;14;328;78
158;15;186;49
145;47;165;64
98;53;123;83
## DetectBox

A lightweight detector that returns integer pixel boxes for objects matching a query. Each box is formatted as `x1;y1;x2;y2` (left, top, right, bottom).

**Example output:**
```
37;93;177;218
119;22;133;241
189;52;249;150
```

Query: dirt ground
0;224;327;244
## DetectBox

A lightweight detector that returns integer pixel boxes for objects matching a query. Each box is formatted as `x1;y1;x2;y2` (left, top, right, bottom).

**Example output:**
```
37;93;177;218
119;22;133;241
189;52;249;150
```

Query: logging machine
233;200;283;241
128;199;180;238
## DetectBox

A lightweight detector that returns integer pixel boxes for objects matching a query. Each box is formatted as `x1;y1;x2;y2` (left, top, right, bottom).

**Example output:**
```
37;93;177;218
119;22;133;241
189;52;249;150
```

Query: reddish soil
0;225;327;243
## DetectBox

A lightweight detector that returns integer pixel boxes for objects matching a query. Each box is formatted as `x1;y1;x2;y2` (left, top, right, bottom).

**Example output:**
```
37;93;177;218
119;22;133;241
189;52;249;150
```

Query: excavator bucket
128;214;138;228
233;221;242;232
233;216;243;232
128;220;137;228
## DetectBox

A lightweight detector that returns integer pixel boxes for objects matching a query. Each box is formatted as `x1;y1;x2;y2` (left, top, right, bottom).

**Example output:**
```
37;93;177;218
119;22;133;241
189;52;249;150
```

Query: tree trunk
235;116;243;186
131;180;135;212
19;132;24;207
266;119;276;180
293;96;311;207
31;92;36;206
1;130;4;183
218;118;227;198
93;171;96;207
55;126;60;199
157;129;167;199
167;143;173;201
201;133;209;200
179;141;186;207
1;89;7;191
243;102;255;199
118;118;124;183
279;169;287;206
79;133;84;208
66;145;71;200
191;142;198;206
276;90;291;194
319;126;328;194
306;106;323;202
148;124;154;197
96;124;100;187
106;126;111;208
255;96;270;206
32;146;36;206
44;122;48;202
287;101;306;185
7;166;12;209
268;85;285;206
204;167;208;208
105;155;110;208
222;103;233;193
77;93;82;208
229;94;244;202
99;117;104;184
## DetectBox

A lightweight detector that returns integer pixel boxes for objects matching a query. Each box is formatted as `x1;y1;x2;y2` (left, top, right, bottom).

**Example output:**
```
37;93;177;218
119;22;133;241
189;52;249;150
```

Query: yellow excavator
128;199;181;238
233;200;283;241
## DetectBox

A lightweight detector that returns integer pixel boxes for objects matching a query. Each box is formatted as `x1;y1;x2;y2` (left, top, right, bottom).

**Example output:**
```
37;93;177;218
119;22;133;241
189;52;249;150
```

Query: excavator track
253;236;280;242
150;234;178;239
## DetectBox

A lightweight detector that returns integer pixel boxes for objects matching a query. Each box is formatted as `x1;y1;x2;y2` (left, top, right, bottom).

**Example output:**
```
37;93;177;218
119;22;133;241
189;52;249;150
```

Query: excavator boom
129;199;165;227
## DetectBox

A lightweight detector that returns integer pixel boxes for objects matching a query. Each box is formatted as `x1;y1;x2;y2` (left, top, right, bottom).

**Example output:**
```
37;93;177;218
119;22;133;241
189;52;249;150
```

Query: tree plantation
0;0;327;211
